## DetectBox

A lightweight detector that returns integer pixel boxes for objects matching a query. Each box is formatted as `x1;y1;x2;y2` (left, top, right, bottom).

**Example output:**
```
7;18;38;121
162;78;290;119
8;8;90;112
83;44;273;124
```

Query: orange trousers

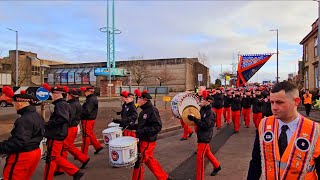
253;113;262;129
3;148;41;180
180;119;193;139
223;107;231;124
124;129;137;138
242;108;251;127
81;120;103;156
132;141;168;180
43;139;79;180
56;127;89;173
232;110;240;132
196;143;220;180
213;108;223;129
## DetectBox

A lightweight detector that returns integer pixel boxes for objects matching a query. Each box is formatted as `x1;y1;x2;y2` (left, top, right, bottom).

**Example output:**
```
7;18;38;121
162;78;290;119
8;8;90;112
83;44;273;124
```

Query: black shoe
210;166;221;176
180;138;187;141
94;147;103;155
194;151;197;154
73;170;84;180
188;132;193;137
167;176;173;180
217;127;221;130
80;158;90;169
54;172;64;176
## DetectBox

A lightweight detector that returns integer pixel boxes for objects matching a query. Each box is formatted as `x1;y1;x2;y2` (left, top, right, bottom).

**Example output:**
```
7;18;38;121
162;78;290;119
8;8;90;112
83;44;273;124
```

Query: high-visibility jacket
303;94;313;104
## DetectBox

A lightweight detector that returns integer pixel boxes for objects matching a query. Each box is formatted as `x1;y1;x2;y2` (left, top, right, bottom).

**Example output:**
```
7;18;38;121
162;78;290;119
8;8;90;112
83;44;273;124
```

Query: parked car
0;94;13;107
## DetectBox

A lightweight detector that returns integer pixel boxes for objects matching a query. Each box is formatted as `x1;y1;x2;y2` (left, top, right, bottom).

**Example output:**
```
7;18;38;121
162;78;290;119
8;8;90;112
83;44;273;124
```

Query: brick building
0;50;64;87
48;58;209;92
300;19;319;90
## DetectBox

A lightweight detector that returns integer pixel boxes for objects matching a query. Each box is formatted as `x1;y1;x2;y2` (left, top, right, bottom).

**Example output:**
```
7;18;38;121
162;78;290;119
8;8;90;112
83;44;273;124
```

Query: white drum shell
102;127;123;145
109;137;138;167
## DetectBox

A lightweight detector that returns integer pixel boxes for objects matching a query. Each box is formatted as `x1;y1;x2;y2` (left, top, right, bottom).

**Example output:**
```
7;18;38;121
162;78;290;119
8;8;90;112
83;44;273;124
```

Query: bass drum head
182;106;201;126
171;92;188;118
178;93;200;116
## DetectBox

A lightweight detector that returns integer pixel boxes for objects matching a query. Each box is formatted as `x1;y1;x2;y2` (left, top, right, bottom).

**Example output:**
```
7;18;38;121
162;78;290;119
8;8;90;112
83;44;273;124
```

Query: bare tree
126;58;151;86
198;52;209;67
219;70;232;86
153;68;176;86
12;61;32;86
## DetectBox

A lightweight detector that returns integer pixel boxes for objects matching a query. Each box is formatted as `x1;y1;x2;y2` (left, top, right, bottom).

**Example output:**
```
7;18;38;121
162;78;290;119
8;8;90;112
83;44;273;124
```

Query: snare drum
102;127;123;145
108;136;138;167
108;122;120;128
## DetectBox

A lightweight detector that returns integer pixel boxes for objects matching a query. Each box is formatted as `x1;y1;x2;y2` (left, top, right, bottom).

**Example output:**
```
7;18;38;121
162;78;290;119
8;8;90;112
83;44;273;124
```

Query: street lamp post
270;29;279;83
7;28;18;86
40;64;49;119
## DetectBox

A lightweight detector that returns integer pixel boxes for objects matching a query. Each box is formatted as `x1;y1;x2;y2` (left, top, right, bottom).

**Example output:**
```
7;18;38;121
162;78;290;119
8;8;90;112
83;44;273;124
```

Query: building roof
300;18;318;45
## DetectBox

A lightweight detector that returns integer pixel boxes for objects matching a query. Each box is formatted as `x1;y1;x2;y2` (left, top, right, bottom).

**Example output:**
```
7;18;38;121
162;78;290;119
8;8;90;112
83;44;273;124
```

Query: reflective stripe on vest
275;160;315;172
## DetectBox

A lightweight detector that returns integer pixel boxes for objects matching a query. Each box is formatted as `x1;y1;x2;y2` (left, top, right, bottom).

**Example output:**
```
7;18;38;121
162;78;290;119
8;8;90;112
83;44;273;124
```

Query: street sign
36;87;50;101
162;96;171;102
198;74;203;82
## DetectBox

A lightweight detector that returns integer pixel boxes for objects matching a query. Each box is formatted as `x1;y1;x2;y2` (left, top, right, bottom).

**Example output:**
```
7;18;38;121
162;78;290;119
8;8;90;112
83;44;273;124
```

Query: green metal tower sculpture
99;0;121;96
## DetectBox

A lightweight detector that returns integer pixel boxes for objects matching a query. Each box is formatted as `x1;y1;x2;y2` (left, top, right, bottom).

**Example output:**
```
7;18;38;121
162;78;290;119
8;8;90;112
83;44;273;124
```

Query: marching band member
223;89;232;125
212;88;224;130
231;89;242;133
248;81;320;179
252;88;264;128
0;87;44;180
55;88;90;176
80;86;103;156
188;90;221;179
42;84;84;180
241;89;252;128
261;91;272;118
131;90;172;180
113;91;138;137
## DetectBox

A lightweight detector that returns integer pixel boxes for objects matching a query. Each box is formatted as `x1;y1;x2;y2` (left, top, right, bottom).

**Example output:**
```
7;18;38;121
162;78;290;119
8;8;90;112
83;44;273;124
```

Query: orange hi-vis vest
303;94;313;104
259;116;320;180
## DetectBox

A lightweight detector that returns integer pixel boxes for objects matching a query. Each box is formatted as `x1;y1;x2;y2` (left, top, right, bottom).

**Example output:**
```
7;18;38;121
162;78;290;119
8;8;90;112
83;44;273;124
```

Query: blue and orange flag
236;54;274;87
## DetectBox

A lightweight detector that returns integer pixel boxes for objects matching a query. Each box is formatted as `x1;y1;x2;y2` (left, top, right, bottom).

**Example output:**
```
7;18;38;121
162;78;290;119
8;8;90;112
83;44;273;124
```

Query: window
314;37;318;57
32;66;40;76
305;69;309;89
305;44;308;61
315;66;319;88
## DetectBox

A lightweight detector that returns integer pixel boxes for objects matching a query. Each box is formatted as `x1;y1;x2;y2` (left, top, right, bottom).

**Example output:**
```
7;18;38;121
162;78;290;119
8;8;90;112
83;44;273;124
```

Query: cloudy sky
0;1;318;83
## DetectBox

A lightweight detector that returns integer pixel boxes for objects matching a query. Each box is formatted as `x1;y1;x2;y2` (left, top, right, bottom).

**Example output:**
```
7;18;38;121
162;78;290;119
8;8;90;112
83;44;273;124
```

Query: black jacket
119;101;138;129
194;104;215;143
212;94;224;109
252;95;263;113
261;100;272;117
223;95;232;108
68;98;82;127
81;94;98;120
241;96;252;109
0;105;44;154
135;101;162;142
45;98;71;140
231;95;242;111
247;130;320;180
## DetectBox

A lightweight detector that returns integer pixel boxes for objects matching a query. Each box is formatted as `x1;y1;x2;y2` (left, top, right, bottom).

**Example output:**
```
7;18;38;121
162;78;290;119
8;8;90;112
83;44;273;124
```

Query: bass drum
171;92;201;126
171;92;187;118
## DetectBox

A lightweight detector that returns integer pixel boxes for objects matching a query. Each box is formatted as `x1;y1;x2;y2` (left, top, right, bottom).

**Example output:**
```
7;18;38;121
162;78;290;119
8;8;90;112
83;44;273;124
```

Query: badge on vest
126;107;129;112
203;113;206;118
143;114;147;119
295;137;310;152
263;131;274;142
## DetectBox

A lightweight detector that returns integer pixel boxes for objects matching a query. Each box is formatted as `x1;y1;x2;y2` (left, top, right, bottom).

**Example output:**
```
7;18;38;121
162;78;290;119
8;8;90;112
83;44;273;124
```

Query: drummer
188;90;221;179
112;91;138;137
131;90;172;180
